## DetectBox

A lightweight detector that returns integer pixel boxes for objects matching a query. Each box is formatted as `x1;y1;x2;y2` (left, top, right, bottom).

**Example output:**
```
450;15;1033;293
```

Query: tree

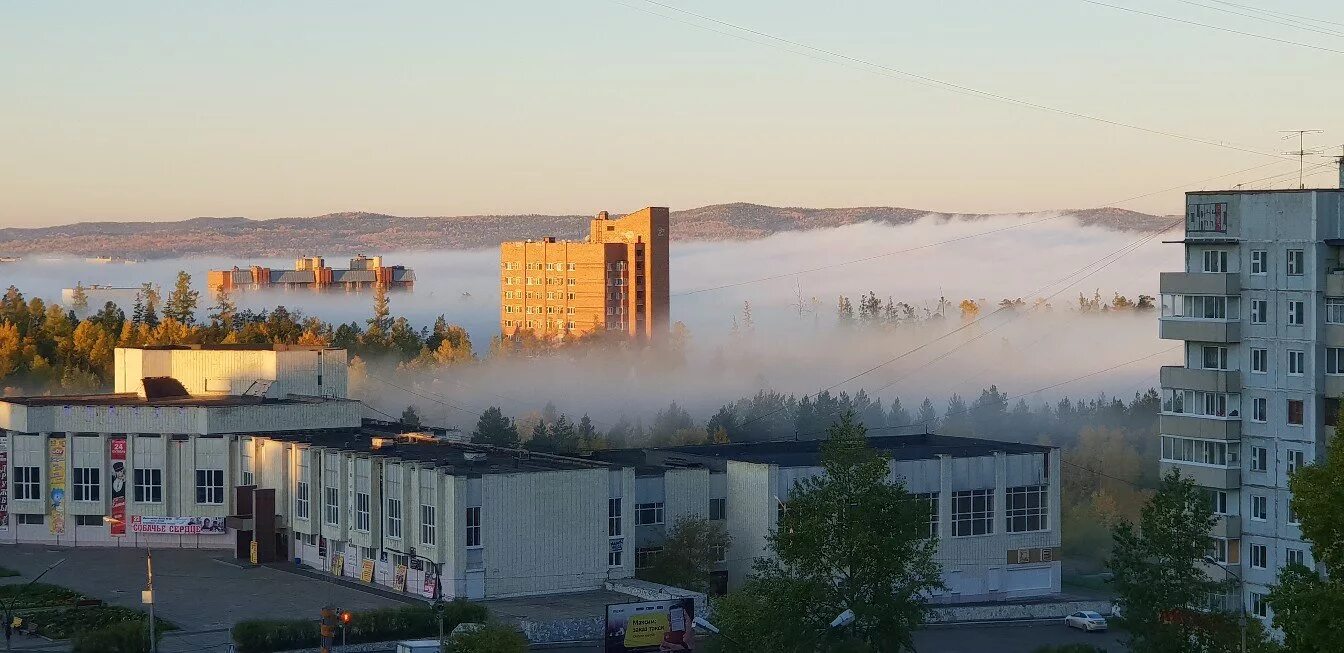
400;405;422;428
139;283;160;327
471;407;521;448
711;413;942;652
525;420;554;453
70;282;89;314
364;283;392;350
450;622;528;653
637;517;730;593
1268;424;1344;650
208;289;237;330
1108;470;1260;653
163;271;199;325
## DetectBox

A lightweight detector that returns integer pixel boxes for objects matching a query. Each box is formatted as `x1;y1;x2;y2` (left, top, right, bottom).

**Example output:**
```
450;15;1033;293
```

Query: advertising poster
109;437;127;536
360;559;375;583
422;574;437;599
331;553;345;577
0;434;9;532
605;598;695;653
129;515;227;534
393;564;408;592
48;437;66;535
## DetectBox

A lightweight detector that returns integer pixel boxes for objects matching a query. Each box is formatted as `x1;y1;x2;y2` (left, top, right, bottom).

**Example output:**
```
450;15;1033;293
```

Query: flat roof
0;392;351;408
1188;188;1342;195
612;433;1052;469
260;430;615;476
123;344;342;352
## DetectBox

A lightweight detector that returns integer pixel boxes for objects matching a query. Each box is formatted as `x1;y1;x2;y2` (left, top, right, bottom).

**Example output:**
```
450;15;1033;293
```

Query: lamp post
1203;555;1246;653
3;558;66;653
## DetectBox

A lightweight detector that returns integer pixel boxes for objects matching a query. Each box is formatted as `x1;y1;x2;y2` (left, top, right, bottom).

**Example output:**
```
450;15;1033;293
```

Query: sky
2;0;1342;227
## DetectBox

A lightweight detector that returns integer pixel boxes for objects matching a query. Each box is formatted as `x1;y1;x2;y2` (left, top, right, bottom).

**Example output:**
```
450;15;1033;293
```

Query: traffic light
341;611;352;625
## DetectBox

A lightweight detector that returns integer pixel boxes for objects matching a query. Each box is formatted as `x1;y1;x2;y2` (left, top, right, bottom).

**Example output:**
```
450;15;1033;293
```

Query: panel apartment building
1158;178;1344;624
499;207;670;340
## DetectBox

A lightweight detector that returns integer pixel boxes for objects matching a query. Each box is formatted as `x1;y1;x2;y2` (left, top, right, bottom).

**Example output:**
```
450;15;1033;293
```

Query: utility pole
1281;129;1324;189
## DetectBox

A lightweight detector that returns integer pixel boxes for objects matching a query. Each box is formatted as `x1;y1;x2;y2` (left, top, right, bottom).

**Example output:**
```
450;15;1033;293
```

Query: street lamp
3;558;66;653
1203;555;1246;653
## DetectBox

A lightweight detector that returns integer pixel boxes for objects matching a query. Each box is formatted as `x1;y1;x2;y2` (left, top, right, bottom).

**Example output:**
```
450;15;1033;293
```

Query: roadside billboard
605;598;695;653
129;515;227;535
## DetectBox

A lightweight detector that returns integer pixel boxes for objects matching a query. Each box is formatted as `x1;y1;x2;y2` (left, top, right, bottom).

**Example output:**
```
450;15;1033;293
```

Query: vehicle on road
1065;611;1109;632
395;639;441;653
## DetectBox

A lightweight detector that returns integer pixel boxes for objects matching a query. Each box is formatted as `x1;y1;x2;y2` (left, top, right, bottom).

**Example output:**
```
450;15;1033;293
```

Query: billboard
129;515;227;535
605;598;695;653
0;434;8;532
48;437;66;535
109;437;127;536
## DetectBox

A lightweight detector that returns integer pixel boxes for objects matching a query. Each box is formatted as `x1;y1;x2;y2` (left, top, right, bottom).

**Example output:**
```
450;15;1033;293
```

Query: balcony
1160;366;1240;393
1159;319;1241;343
1160;461;1240;488
1211;515;1241;539
1327;272;1344;297
1159;272;1240;296
1160;414;1241;440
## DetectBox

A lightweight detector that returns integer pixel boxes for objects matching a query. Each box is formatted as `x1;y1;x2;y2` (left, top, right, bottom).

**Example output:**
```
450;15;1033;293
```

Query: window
1202;346;1228;370
291;480;309;519
1203;250;1228;272
1161;389;1239;418
1251;250;1268;274
951;489;994;537
1160;294;1239;319
1288;350;1305;375
1160;436;1239;467
240;443;253;487
420;504;436;545
709;498;726;521
134;468;162;503
1251;447;1268;472
1288;498;1300;525
635;502;664;526
354;492;370;531
324;487;340;524
608;498;623;536
465;506;482;547
712;545;727;563
1327;298;1344;324
1252;397;1267;422
913;492;939;537
1287;548;1305;566
75;514;104;526
17;514;44;525
635;547;662;570
1288;301;1305;325
14;467;40;501
195;469;224;504
72;467;100;502
1329;348;1344;375
1250;300;1267;324
1206;489;1228;515
386;498;402;539
1207;538;1231;563
1251;592;1269;619
1250;544;1268;569
1251;495;1267;521
1288;399;1305;425
609;540;623;568
1006;486;1048;533
1251;348;1268;373
1287;249;1305;275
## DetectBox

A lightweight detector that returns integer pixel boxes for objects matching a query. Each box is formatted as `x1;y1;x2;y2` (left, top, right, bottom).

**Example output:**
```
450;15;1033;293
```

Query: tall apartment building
499;207;670;340
1159;179;1344;625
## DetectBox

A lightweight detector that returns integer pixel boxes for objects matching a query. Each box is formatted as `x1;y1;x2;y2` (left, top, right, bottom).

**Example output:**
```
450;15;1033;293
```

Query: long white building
1159;181;1344;624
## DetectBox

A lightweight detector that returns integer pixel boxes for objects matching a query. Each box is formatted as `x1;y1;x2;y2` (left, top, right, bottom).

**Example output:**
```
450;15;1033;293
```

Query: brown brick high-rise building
499;207;669;340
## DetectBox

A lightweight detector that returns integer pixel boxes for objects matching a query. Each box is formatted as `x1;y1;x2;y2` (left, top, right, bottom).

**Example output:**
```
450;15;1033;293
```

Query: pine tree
164;271;200;325
209;289;237;331
70;282;89;314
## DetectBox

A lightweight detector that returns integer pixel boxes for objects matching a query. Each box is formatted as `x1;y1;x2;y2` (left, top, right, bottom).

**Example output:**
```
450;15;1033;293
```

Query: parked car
1065;611;1109;632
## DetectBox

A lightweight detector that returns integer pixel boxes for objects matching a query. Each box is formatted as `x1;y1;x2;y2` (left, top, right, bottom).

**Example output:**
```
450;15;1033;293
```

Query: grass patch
0;566;19;578
0;582;174;640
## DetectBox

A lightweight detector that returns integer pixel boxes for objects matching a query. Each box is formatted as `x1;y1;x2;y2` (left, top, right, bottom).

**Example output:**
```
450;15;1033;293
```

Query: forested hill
0;203;1174;259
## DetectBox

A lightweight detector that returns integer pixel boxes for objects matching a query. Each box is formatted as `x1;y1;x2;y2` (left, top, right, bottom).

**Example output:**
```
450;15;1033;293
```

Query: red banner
109;438;127;536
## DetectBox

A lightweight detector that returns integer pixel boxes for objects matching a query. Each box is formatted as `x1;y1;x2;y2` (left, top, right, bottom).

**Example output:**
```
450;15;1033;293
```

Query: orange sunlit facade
499;207;669;341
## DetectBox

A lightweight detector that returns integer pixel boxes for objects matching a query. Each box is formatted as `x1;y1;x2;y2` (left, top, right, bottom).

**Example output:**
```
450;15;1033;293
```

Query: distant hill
0;204;1175;259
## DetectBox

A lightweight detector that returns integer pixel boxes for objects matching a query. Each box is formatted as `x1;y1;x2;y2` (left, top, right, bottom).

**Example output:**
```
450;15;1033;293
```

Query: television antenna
1281;129;1324;189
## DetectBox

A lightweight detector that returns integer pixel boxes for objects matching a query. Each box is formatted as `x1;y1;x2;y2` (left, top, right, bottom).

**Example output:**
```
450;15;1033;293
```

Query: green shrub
231;602;486;653
71;620;160;653
346;605;437;644
0;583;83;609
440;598;489;632
39;605;176;640
231;618;320;653
0;566;18;578
449;622;528;653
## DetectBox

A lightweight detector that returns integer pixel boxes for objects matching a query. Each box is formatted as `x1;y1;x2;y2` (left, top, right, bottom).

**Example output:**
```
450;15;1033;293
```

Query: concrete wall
0;399;361;436
113;347;348;398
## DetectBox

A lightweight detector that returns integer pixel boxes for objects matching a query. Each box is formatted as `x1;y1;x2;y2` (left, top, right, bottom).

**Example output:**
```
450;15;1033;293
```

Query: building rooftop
1187;188;1343;195
623;433;1053;469
0;392;351;408
125;344;341;352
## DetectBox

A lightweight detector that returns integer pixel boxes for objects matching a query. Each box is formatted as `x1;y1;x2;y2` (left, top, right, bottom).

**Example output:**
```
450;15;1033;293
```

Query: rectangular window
134;468;163;503
1288;350;1305;375
1250;544;1268;569
1327;298;1344;324
1329;348;1344;375
1288;301;1305;326
324;487;340;525
1250;300;1267;324
1203;250;1229;273
1252;397;1267;422
1206;489;1228;515
1251;495;1267;521
1287;548;1305;566
465;506;482;547
635;547;662;570
1287;450;1306;475
1251;447;1268;472
1287;249;1305;275
354;492;370;531
1160;294;1239;319
240;443;253;487
1288;498;1300;525
913;492;939;538
75;514;104;526
1252;592;1268;618
608;498;623;536
73;467;100;502
1289;399;1305;425
386;498;402;538
420;504;436;545
14;467;40;501
709;498;726;521
635;502;664;526
1161;389;1239;418
951;489;994;537
1251;348;1268;374
1201;346;1228;370
609;542;623;568
17;514;44;525
195;469;224;504
1005;486;1048;533
294;480;310;519
1250;250;1268;274
1160;436;1239;467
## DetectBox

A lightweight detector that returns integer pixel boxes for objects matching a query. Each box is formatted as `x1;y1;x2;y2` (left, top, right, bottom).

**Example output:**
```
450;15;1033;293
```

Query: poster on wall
48;437;66;535
422;574;437;599
393;564;408;592
604;598;696;653
360;560;375;583
0;434;9;532
331;553;345;577
109;438;127;536
129;516;227;535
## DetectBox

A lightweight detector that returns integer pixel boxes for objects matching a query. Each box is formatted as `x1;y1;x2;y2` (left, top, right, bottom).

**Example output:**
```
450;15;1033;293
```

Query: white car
1065;610;1109;632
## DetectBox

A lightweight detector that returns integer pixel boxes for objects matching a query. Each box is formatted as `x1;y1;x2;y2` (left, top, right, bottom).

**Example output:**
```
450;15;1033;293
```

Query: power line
1076;0;1344;55
1166;0;1344;39
1208;0;1344;30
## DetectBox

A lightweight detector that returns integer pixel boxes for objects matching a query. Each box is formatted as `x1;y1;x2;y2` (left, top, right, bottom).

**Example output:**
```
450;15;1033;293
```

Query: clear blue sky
2;0;1341;226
